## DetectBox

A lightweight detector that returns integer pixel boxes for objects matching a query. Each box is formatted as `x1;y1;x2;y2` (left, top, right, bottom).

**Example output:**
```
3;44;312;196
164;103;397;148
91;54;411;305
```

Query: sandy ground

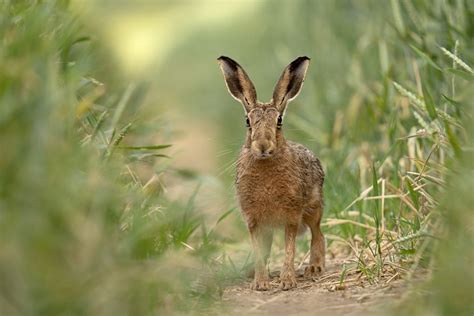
221;257;408;316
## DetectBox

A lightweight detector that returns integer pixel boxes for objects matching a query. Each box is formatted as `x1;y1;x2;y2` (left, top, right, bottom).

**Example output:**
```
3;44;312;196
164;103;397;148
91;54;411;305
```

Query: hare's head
218;56;310;159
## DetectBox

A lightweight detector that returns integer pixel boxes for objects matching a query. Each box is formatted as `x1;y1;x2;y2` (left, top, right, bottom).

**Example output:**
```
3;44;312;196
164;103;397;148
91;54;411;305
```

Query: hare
217;56;325;291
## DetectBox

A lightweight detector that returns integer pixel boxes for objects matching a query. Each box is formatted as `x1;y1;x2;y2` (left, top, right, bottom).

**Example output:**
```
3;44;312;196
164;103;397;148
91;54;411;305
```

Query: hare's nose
260;144;273;155
251;141;274;158
259;143;274;157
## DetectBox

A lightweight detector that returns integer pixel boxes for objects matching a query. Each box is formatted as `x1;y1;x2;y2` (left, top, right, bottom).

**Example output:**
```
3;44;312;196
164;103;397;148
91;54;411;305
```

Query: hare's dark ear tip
217;56;239;71
288;56;310;71
217;56;233;63
295;56;310;63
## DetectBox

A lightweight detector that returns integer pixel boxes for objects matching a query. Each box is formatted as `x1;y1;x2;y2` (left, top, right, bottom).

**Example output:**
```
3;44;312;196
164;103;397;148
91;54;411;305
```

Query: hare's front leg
280;224;298;290
249;225;271;291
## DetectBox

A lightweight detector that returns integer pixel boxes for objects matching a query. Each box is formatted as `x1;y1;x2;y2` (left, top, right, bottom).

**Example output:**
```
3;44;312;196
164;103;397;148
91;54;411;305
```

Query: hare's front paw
280;271;297;290
304;264;324;280
251;278;270;291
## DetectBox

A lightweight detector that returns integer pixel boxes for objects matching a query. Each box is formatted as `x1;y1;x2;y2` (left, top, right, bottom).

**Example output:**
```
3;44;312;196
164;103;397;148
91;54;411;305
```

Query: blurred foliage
0;0;473;315
0;1;222;315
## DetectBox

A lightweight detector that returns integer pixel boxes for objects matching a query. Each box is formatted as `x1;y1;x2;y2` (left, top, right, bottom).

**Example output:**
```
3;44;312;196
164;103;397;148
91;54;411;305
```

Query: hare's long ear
272;56;310;114
217;56;257;113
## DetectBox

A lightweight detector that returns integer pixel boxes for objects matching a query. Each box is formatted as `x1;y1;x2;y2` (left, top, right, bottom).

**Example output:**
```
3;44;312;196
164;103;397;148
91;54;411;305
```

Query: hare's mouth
253;151;274;160
250;141;276;159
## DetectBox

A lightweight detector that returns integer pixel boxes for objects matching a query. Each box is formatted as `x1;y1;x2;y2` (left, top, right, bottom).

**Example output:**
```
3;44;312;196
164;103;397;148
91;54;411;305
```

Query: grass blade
409;44;442;72
110;83;136;141
440;46;474;74
444;121;461;158
421;83;437;120
371;162;382;257
118;145;172;150
445;68;474;82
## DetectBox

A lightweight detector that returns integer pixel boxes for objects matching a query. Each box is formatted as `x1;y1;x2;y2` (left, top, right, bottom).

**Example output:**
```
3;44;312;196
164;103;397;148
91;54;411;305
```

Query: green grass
0;2;224;315
0;0;473;315
286;1;473;313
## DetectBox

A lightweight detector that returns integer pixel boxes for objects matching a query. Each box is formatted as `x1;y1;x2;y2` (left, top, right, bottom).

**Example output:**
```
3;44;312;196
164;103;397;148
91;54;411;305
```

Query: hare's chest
236;162;303;225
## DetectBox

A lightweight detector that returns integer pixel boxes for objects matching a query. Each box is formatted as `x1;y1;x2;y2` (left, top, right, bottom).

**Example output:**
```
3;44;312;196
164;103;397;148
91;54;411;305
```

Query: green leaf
91;110;108;141
216;208;235;226
126;153;171;162
442;94;463;117
414;214;420;231
118;144;172;150
405;178;419;209
372;163;380;198
400;248;416;255
409;44;443;72
72;36;92;45
138;154;171;159
444;121;462;158
421;84;437;120
110;84;136;141
441;94;462;108
446;68;474;82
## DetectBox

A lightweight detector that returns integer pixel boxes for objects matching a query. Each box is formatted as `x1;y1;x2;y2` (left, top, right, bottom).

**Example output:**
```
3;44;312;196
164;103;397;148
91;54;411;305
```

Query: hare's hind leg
303;201;325;278
249;225;272;291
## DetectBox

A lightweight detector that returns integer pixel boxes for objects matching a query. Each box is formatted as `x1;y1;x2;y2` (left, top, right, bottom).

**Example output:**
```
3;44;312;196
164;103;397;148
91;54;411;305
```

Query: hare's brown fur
218;56;325;291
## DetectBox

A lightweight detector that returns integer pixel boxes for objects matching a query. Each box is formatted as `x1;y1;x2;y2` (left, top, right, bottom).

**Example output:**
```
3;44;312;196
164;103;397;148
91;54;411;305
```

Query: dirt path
221;258;407;316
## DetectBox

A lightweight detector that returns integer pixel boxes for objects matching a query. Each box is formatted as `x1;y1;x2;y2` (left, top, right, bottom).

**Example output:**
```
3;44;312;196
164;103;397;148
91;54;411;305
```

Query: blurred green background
0;0;472;315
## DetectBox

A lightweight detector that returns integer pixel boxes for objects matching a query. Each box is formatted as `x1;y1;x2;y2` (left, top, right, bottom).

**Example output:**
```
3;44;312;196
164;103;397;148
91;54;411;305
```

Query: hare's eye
245;117;250;127
277;115;283;128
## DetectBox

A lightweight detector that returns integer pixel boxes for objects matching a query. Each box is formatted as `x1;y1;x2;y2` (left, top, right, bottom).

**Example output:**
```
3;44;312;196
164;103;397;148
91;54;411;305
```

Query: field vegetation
0;1;472;315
